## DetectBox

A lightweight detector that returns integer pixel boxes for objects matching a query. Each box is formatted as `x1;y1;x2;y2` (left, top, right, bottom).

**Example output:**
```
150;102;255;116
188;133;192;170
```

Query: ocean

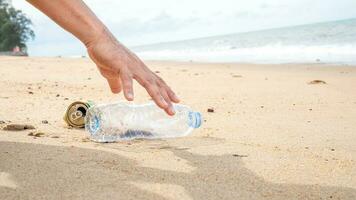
133;18;356;64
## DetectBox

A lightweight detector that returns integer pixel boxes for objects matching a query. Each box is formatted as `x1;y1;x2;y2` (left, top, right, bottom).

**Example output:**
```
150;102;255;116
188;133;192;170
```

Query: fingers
135;75;178;115
120;72;134;101
154;74;180;103
145;84;169;108
166;86;180;103
106;77;122;94
160;89;175;115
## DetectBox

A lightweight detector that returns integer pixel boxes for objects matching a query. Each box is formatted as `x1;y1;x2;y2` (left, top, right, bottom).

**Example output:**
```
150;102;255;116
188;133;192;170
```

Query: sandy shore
0;56;355;199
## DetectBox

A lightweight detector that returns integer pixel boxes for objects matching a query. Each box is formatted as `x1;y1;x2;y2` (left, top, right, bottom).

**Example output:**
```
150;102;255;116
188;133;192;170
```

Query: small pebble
56;94;60;97
51;136;60;138
42;120;49;124
207;108;215;113
28;132;45;137
28;91;34;95
308;80;326;84
155;71;160;73
64;98;69;100
331;148;335;151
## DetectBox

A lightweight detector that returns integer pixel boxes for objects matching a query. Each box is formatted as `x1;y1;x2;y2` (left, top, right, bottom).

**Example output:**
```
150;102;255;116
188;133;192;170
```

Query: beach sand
0;56;355;199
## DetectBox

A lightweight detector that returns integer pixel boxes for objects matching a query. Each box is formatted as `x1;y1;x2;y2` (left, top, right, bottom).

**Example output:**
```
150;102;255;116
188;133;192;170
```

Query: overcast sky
12;0;356;56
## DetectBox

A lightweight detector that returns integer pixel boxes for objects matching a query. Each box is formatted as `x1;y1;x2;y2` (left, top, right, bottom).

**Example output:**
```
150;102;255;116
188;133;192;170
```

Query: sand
0;56;355;199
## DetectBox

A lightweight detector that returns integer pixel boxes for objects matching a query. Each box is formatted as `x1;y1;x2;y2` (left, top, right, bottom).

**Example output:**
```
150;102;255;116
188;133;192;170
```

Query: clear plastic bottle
85;102;202;142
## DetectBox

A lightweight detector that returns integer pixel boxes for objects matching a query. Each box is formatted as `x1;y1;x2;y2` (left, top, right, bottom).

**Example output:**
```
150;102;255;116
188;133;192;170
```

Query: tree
0;0;34;52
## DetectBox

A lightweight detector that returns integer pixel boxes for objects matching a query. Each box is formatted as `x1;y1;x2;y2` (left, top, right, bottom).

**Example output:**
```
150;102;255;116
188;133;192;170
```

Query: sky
11;0;356;56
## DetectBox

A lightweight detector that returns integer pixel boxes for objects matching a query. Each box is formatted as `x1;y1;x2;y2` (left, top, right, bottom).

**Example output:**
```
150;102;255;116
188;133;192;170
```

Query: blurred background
3;0;356;63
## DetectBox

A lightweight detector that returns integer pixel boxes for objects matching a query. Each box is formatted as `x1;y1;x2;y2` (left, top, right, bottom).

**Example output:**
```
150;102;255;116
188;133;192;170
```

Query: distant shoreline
1;55;355;67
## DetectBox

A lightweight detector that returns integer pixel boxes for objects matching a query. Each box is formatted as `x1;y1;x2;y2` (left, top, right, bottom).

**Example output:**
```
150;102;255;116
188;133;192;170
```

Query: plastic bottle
85;102;202;142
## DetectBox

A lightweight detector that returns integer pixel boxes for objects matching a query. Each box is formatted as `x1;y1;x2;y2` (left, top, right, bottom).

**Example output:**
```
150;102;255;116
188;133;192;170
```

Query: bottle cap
188;111;202;128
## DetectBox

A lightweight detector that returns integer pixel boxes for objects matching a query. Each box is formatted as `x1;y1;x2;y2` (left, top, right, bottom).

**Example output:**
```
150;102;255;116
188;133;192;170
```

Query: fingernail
169;106;175;114
174;93;180;101
127;92;133;100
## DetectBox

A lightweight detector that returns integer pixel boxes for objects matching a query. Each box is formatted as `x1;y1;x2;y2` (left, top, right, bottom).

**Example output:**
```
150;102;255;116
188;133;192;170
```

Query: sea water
133;18;356;64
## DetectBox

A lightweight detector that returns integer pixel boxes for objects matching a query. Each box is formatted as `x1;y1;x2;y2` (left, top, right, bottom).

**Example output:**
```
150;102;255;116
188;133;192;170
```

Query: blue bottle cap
188;111;202;128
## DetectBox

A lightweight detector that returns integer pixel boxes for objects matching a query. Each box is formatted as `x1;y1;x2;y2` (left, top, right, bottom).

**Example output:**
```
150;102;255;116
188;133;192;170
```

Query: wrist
83;25;111;48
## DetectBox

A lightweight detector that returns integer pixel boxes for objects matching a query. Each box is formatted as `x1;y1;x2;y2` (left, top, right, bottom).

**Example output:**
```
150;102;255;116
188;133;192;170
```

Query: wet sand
0;57;355;199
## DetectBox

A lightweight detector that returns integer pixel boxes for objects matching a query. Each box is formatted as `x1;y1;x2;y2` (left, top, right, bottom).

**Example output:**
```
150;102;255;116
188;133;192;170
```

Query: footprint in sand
0;172;18;189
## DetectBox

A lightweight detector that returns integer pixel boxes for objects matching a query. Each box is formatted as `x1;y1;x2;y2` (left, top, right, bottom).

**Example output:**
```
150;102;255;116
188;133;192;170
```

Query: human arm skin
26;0;179;115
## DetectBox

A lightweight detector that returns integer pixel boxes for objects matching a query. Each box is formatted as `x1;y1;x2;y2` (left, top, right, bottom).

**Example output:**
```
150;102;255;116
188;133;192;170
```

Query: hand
86;30;180;115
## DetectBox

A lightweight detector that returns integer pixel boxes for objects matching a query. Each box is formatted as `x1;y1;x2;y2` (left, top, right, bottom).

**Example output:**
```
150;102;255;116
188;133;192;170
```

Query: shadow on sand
0;141;355;200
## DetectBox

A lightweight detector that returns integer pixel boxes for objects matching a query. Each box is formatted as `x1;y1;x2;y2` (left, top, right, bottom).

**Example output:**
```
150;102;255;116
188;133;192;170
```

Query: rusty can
64;101;94;128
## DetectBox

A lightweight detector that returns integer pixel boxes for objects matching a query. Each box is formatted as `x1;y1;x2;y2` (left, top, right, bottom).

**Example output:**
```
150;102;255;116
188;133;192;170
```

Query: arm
26;0;179;115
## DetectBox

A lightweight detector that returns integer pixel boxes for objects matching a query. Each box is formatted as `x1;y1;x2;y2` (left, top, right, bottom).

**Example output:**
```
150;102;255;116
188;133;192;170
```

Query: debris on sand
207;108;215;113
28;91;34;95
81;137;91;142
232;154;248;158
3;124;35;131
41;120;49;124
155;71;160;74
51;135;60;139
28;131;45;137
308;80;326;84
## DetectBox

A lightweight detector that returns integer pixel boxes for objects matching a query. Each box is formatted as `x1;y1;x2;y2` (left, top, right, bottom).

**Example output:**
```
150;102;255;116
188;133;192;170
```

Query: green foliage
0;0;34;51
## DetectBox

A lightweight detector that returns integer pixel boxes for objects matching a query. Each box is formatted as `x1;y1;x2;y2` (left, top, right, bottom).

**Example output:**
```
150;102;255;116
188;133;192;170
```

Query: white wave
136;44;356;64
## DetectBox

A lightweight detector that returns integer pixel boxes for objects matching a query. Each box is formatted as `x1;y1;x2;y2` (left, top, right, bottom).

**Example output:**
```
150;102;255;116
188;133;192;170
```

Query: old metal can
64;101;94;128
